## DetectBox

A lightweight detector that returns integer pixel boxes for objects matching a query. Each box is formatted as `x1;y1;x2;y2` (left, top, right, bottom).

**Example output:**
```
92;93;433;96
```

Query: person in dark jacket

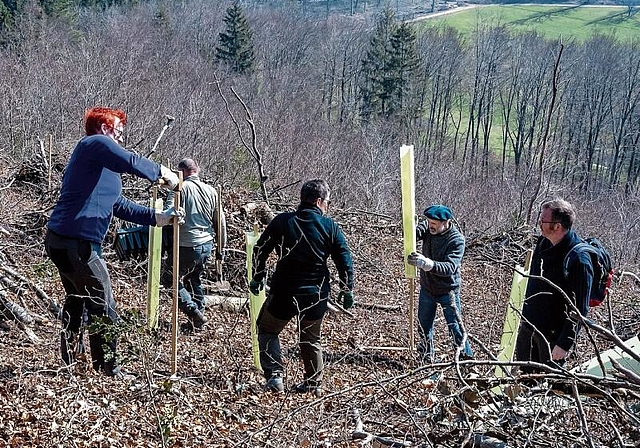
45;107;180;378
249;179;354;396
515;199;593;372
408;205;473;362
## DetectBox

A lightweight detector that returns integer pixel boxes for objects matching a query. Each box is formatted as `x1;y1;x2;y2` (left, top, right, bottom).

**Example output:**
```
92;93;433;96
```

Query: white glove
407;252;434;271
160;165;179;189
155;207;185;226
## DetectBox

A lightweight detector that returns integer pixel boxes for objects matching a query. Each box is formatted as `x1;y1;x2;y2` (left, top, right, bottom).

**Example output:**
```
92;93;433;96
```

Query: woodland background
0;0;640;447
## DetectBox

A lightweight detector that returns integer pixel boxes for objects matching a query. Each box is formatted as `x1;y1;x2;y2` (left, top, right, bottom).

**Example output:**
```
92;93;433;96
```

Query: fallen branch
351;409;414;447
356;302;401;311
0;265;61;319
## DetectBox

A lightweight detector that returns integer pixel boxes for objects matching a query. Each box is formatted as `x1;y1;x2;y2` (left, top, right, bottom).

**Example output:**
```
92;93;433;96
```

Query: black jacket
522;230;593;351
253;204;353;320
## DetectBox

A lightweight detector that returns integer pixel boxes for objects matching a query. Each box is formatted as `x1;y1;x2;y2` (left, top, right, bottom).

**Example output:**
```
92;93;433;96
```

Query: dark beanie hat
424;204;454;221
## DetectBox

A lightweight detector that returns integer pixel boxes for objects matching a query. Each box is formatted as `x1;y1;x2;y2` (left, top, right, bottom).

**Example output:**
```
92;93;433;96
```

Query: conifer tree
388;22;419;118
360;8;397;121
0;0;22;31
360;9;420;122
215;2;255;74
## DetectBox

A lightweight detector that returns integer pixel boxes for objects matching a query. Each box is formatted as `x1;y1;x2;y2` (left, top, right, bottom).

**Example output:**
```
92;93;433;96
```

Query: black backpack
563;237;614;307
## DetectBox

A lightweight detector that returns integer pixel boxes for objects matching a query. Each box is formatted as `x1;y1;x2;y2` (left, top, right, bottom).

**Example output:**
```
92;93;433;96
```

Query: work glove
407;252;434;271
215;250;225;261
249;278;265;296
337;291;354;310
155;207;185;227
160;165;180;189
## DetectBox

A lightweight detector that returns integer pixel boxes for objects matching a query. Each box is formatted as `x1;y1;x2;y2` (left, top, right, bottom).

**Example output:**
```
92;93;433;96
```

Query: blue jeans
177;242;212;313
418;287;473;359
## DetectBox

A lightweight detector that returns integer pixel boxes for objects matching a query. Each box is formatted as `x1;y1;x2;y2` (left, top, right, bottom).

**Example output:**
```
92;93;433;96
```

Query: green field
423;4;640;41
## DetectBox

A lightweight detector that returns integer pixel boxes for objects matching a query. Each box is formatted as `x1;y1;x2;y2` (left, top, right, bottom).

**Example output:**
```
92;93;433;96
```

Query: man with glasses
515;198;593;373
249;179;354;396
45;107;181;378
408;204;473;363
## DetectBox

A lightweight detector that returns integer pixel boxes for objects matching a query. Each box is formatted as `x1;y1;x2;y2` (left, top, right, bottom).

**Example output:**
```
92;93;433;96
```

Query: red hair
84;107;127;136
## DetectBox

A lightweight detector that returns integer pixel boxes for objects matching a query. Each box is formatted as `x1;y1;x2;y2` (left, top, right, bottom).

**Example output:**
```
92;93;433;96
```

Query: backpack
563;237;614;307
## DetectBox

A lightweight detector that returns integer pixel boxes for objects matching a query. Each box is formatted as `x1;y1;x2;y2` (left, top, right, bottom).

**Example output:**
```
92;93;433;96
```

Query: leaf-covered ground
1;162;639;447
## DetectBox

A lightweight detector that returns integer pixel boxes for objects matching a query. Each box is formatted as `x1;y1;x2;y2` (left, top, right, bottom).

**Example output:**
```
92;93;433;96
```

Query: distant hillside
420;3;640;41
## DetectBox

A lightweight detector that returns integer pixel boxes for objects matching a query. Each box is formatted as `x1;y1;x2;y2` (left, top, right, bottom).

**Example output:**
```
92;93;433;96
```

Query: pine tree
388;22;419;118
360;10;421;122
359;8;397;121
215;2;255;74
0;0;23;31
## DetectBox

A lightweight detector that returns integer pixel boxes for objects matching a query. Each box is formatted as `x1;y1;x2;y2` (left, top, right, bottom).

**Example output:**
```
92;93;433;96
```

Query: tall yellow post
246;223;265;371
400;145;417;352
147;186;163;330
493;250;532;389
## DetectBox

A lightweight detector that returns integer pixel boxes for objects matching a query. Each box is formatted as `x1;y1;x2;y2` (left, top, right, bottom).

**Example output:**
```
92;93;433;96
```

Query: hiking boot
189;309;207;329
265;374;284;393
295;381;323;398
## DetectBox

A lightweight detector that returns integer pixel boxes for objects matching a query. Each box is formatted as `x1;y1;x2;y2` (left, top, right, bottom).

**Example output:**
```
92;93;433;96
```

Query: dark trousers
162;242;212;315
257;306;324;386
45;230;118;374
515;323;566;373
178;242;212;313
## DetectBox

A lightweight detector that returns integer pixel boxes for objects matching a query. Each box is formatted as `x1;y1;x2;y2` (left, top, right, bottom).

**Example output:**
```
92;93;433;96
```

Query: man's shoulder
445;225;465;246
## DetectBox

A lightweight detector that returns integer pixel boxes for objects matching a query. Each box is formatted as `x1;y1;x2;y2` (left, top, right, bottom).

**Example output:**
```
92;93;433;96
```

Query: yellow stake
246;223;266;371
147;186;163;330
493;250;532;393
400;144;417;351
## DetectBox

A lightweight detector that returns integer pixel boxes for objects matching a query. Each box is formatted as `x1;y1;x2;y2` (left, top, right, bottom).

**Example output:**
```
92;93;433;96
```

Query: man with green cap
407;204;473;362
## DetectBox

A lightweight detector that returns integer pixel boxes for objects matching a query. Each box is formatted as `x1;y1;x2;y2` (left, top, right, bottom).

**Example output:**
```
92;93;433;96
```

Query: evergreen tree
0;0;23;31
388;22;419;118
215;2;255;74
359;8;397;121
39;0;76;20
360;9;420;121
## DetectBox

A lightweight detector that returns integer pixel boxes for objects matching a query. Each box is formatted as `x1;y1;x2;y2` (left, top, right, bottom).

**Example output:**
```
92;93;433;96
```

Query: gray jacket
166;175;227;249
416;222;465;296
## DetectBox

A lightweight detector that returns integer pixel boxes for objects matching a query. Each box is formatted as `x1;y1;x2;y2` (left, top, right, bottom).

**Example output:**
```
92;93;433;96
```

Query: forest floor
0;160;639;447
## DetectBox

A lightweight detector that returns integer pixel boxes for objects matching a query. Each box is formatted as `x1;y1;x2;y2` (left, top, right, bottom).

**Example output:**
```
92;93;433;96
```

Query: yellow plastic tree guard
246;229;265;371
146;194;163;330
400;144;417;279
493;254;531;389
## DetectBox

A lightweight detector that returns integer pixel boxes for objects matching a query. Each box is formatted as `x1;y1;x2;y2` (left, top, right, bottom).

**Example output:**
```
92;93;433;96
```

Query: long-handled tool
146;115;175;157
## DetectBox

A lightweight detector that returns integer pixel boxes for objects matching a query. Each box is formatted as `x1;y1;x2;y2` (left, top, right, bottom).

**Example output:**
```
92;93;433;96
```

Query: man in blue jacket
408;205;473;362
249;179;354;396
515;199;593;372
45;107;180;378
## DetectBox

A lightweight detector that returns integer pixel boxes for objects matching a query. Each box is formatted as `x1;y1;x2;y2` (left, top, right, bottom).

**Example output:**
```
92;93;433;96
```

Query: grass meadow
423;4;640;42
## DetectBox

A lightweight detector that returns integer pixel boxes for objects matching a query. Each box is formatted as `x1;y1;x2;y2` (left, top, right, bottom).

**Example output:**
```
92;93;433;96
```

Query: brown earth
0;158;639;447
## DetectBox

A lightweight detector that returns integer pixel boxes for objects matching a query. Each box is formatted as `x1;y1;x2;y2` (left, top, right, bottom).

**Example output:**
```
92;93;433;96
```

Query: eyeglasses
113;127;124;138
539;220;560;224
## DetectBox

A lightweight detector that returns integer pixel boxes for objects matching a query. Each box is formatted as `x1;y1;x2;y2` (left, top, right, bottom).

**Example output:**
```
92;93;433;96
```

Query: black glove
249;278;265;296
337;291;354;309
215;250;225;261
